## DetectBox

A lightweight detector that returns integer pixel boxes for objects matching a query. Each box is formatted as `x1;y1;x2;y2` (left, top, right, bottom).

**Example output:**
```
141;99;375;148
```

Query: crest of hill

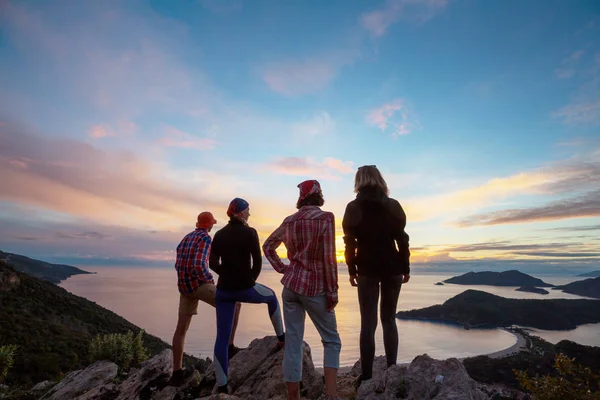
444;270;553;287
396;289;600;330
577;270;600;278
0;260;177;385
0;249;93;284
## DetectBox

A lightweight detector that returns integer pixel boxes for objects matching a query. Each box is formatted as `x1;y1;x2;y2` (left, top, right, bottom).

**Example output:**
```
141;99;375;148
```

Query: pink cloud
157;126;217;150
367;99;417;136
262;59;337;96
361;0;449;37
264;157;354;180
88;125;115;139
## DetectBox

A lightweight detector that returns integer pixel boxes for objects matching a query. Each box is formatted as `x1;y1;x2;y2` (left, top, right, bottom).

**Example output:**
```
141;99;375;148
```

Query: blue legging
214;283;285;387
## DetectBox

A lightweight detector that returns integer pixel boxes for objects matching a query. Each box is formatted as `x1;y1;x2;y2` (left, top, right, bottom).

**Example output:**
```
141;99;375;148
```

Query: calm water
59;267;600;367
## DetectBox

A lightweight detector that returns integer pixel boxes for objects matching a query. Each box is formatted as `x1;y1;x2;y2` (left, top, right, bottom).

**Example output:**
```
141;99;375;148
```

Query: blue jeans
214;283;284;387
282;287;341;382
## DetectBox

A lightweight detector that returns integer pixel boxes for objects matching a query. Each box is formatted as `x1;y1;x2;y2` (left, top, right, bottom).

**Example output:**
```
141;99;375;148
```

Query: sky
1;0;599;271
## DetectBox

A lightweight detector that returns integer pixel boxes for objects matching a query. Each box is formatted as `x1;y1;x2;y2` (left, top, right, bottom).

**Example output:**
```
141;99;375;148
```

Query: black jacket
209;218;262;291
342;186;410;278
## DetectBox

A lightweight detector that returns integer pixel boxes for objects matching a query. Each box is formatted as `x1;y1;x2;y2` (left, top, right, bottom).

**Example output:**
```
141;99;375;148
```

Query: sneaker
228;344;242;360
168;368;193;386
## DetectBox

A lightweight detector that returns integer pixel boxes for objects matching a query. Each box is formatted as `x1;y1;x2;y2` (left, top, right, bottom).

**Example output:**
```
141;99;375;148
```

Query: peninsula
0;250;92;284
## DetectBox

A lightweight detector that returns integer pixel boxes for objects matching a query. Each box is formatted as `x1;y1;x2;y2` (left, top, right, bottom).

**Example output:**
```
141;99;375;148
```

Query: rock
198;395;243;400
151;369;201;400
354;354;512;400
40;360;118;400
116;349;173;400
0;267;20;291
199;336;323;399
30;380;55;394
194;357;212;374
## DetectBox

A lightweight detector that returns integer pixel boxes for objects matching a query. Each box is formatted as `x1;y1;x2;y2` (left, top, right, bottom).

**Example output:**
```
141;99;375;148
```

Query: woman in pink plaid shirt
263;179;342;400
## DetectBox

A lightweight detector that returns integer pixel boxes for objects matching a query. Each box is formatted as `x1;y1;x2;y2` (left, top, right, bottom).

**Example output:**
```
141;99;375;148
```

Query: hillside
553;276;600;299
0;250;92;284
444;270;553;287
578;270;600;277
0;261;178;385
396;289;600;329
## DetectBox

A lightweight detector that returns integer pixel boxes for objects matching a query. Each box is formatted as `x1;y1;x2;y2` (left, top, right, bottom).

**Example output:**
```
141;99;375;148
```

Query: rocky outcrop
39;360;118;400
33;337;527;400
0;266;19;291
351;355;525;400
196;336;323;399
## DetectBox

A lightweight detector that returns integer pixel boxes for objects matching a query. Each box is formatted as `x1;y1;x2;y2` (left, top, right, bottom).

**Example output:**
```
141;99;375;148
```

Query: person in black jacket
209;197;285;394
342;165;410;386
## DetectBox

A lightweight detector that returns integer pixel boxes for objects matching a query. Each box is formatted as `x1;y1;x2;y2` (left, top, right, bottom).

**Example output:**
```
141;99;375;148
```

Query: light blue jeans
282;287;342;382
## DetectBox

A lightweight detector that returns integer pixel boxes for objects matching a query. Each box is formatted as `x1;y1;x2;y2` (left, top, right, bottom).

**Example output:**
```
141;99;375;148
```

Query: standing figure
210;198;285;394
342;165;410;387
263;180;341;400
171;212;241;386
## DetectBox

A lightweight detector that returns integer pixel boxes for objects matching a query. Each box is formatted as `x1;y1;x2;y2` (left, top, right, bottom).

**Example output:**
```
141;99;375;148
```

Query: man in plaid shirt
263;180;341;400
170;211;241;386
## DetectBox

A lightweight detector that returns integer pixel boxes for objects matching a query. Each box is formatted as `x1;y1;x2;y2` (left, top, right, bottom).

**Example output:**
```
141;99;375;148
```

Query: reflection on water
59;267;598;366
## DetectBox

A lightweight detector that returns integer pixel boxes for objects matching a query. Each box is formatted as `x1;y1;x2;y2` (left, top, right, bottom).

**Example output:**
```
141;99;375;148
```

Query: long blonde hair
354;165;389;195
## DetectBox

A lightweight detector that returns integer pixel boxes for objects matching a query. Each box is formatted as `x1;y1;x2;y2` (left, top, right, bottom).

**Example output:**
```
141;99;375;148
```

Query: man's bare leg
286;381;300;400
229;302;241;345
324;367;338;398
172;314;192;372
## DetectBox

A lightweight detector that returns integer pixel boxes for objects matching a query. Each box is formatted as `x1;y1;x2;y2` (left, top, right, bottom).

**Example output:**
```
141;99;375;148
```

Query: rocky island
396;289;600;330
515;285;549;295
443;270;553;287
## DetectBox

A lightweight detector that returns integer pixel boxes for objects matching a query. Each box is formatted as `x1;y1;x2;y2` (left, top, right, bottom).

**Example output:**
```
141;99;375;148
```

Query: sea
59;267;600;367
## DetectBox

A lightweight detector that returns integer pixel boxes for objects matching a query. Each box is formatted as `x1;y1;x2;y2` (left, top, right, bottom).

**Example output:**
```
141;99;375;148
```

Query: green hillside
0;261;176;385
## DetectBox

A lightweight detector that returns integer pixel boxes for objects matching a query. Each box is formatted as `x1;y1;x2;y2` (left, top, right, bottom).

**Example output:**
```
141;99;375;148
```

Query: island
395;289;600;330
577;270;600;278
435;282;444;286
553;277;600;299
443;270;553;287
0;249;93;284
515;285;549;295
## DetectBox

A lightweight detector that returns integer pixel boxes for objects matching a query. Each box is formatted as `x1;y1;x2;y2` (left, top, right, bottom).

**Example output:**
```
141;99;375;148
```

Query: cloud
367;99;417;136
455;189;600;227
555;50;585;79
446;241;579;252
511;251;600;258
262;59;337;96
0;122;225;230
157;126;217;150
263;157;354;180
88;125;115;139
290;112;335;140
546;225;600;232
553;100;600;125
361;0;449;37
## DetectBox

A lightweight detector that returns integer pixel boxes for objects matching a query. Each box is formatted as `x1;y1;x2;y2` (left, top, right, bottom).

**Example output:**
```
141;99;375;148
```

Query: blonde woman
342;165;410;386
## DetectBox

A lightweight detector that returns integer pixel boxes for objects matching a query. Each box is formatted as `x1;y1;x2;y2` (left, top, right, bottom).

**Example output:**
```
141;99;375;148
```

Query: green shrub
516;353;600;399
0;344;18;383
89;330;148;372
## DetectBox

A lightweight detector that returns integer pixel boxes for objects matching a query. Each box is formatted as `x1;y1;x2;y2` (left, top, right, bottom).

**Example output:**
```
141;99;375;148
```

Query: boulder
116;349;173;400
199;336;323;399
39;360;118;400
353;354;516;400
151;369;201;400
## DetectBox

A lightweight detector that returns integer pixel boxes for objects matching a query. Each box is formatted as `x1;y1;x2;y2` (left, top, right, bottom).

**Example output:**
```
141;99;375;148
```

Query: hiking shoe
168;367;193;386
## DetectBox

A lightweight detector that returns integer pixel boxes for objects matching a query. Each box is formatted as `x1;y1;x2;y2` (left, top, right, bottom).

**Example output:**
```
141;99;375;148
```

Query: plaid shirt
263;206;339;303
175;228;215;295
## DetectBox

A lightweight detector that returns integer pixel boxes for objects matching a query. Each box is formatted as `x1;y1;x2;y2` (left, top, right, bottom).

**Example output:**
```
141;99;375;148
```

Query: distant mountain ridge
554;277;600;299
0;250;92;284
444;270;553;287
578;270;600;277
396;289;600;330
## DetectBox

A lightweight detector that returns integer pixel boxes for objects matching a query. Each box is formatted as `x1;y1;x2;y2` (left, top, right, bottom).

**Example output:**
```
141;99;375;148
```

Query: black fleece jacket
342;186;410;278
209;218;262;291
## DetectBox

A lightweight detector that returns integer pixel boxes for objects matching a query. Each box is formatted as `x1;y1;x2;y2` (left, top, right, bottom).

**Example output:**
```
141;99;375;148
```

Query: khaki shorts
179;283;216;316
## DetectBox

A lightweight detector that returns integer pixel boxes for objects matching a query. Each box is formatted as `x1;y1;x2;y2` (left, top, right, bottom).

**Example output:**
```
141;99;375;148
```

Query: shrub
0;344;18;383
515;353;600;400
89;330;148;372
